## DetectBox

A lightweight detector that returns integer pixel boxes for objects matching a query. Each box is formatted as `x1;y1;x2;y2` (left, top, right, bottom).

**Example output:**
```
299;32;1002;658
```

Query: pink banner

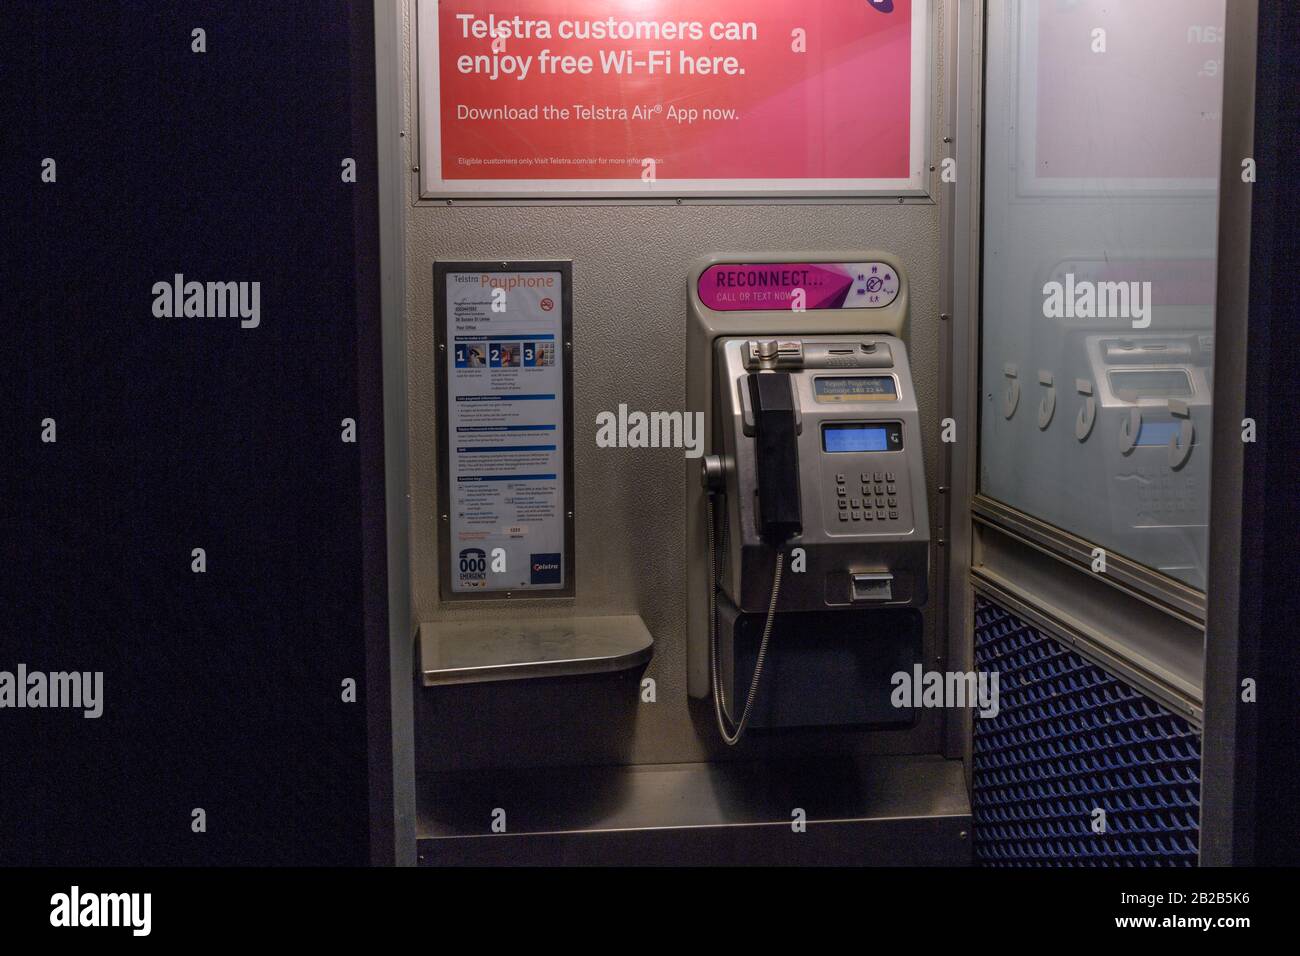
435;0;917;183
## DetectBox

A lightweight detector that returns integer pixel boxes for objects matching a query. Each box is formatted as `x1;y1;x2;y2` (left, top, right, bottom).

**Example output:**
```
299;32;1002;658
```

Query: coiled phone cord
706;494;783;746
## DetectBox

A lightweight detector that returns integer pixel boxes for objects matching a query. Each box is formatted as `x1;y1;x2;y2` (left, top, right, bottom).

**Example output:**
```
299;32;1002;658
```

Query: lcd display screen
1109;368;1193;399
814;376;897;402
1135;420;1185;447
823;423;900;453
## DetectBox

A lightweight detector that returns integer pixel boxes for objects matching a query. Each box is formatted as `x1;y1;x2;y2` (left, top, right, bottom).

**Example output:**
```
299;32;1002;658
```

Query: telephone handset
747;371;802;545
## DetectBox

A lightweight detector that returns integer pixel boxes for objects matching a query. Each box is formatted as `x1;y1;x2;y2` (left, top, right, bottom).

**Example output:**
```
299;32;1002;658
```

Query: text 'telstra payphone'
686;253;930;744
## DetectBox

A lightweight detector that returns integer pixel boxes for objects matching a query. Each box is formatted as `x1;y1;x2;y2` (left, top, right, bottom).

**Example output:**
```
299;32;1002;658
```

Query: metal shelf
419;614;653;686
416;754;972;866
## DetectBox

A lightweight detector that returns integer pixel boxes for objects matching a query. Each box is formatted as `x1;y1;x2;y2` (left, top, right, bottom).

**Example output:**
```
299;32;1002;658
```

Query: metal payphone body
686;253;930;737
713;335;930;612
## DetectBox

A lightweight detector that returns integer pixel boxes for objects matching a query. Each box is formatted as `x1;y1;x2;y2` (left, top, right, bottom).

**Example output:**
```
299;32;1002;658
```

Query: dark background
0;1;384;865
1240;0;1300;866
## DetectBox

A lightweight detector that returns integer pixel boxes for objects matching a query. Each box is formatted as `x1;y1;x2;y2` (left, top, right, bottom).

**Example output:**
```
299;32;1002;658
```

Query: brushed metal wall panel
400;2;948;772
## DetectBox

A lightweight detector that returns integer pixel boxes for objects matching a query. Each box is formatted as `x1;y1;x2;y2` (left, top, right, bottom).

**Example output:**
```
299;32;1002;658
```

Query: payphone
686;255;930;744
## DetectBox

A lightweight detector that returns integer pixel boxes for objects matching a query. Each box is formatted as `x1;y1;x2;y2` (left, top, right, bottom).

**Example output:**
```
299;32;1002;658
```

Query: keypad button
838;512;849;522
888;510;899;520
887;497;898;507
886;472;895;482
875;496;885;508
850;498;861;509
876;509;886;520
863;510;873;521
836;474;846;484
860;473;871;482
837;487;847;497
873;472;883;482
838;499;848;510
851;510;862;521
886;483;897;495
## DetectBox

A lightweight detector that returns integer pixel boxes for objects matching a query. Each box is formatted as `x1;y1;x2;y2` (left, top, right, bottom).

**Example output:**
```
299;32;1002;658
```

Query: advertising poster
436;262;574;598
416;0;929;196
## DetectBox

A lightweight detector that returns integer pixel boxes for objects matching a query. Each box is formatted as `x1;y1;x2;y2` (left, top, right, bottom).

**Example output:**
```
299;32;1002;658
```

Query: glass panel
979;0;1225;590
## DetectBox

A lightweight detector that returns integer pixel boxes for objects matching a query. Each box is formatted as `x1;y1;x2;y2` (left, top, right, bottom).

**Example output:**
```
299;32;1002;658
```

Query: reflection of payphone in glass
1046;257;1215;589
686;255;929;744
1078;333;1212;586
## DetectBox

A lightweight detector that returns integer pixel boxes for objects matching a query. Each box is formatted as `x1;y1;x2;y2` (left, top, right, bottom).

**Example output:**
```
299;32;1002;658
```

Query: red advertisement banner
418;0;926;195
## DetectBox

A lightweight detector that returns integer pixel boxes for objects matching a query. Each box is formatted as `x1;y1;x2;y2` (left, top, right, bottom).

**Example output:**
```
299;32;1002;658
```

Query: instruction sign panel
436;261;574;598
416;0;929;196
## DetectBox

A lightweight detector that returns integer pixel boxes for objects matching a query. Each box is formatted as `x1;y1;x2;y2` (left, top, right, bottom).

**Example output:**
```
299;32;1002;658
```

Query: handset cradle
747;371;803;545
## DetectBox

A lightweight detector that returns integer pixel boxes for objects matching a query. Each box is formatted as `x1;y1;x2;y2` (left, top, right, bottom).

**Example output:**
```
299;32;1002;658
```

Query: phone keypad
832;467;910;532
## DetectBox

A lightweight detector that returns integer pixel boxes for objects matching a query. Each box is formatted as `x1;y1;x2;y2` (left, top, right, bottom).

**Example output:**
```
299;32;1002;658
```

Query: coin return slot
852;573;894;602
